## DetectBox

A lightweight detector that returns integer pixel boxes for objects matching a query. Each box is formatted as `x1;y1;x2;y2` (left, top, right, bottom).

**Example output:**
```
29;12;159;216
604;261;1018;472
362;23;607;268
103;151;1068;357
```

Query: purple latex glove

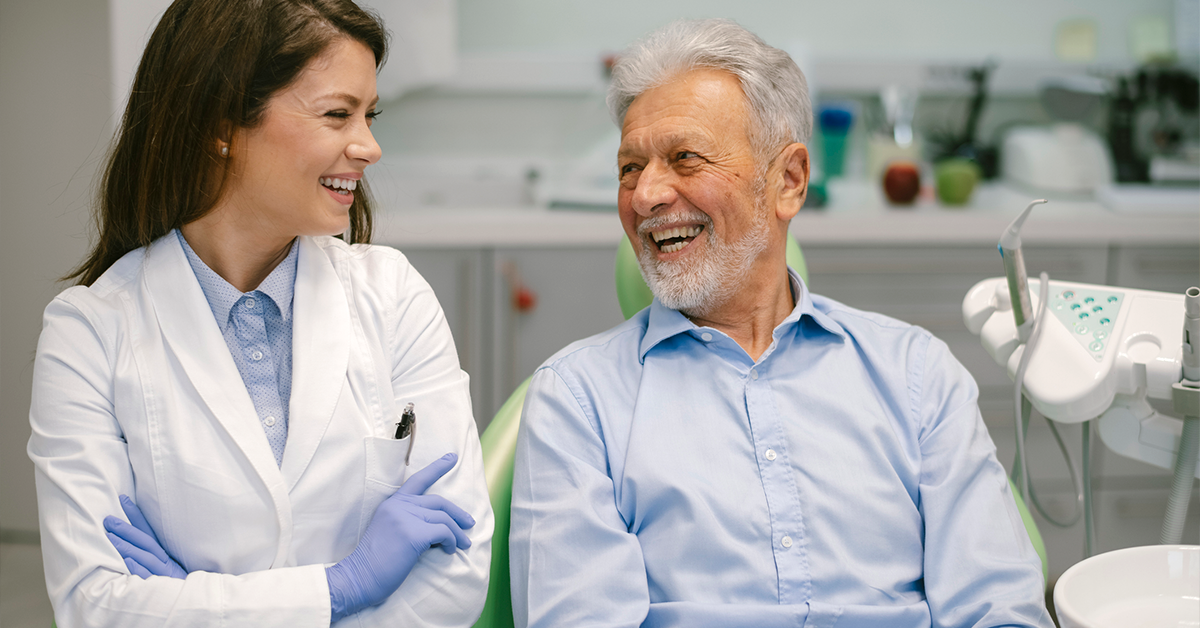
326;452;475;622
103;494;187;580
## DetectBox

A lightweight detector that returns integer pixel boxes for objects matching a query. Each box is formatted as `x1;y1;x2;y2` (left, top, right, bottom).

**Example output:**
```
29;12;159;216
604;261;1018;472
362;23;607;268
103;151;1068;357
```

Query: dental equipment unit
963;200;1199;555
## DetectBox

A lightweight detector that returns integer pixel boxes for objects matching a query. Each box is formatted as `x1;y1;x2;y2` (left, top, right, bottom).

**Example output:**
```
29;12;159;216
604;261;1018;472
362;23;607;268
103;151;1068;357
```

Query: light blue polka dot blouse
177;230;297;466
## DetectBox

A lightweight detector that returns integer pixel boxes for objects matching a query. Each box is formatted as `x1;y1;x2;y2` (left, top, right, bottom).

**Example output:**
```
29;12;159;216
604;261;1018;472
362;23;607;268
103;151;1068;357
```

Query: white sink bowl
1054;545;1200;628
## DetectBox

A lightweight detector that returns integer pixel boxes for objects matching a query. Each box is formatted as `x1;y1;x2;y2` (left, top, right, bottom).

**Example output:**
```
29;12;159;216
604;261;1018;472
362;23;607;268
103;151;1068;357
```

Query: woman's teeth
320;177;357;195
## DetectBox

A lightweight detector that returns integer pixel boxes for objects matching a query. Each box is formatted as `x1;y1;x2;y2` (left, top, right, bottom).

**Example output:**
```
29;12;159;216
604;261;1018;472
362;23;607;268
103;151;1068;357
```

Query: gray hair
607;19;813;161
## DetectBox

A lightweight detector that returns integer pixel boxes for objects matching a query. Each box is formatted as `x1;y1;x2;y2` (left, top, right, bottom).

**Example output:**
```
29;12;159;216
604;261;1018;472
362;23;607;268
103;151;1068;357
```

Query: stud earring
220;145;229;157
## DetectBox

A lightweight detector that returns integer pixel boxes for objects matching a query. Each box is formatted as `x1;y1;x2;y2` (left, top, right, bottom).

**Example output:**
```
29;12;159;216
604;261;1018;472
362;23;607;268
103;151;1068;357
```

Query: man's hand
104;494;188;579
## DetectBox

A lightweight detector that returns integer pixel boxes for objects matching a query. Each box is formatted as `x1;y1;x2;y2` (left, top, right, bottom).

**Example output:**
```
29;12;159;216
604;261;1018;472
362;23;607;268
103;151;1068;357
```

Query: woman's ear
774;143;809;221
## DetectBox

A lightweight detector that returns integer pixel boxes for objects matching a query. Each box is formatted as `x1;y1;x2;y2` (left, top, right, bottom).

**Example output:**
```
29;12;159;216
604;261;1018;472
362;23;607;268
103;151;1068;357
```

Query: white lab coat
28;233;492;628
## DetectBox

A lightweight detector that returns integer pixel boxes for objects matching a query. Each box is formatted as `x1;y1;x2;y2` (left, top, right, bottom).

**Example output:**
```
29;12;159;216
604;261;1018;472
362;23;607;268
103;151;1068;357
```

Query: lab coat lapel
281;237;351;491
143;235;286;487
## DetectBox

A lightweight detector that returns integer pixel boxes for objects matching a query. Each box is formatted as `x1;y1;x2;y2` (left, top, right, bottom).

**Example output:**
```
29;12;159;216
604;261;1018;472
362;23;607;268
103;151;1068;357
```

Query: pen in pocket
395;403;416;465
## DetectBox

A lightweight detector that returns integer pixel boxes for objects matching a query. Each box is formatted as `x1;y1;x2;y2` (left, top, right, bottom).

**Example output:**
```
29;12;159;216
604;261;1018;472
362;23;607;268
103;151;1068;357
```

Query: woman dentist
27;0;491;626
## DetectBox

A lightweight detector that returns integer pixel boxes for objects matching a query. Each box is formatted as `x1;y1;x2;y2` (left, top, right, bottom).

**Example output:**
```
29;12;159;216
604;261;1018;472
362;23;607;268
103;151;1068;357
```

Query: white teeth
661;241;686;253
651;225;702;244
320;177;358;191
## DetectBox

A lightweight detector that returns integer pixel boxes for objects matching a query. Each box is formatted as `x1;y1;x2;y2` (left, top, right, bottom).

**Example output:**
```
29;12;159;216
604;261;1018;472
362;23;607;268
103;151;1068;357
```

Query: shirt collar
638;266;846;362
176;230;298;331
256;242;298;323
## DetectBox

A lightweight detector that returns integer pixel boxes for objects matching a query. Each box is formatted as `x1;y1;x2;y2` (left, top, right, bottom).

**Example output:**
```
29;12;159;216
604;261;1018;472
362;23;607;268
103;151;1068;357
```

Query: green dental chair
470;234;1046;628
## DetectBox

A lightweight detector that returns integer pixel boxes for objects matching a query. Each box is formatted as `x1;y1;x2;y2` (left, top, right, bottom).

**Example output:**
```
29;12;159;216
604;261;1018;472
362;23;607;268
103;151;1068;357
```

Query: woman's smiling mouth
320;176;357;194
320;176;358;205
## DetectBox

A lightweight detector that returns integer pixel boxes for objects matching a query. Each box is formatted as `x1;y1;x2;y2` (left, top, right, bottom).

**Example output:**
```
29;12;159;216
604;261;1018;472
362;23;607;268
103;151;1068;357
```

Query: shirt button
245;298;256;309
701;332;713;342
781;535;793;548
251;349;264;361
750;368;759;380
765;449;777;461
263;416;276;427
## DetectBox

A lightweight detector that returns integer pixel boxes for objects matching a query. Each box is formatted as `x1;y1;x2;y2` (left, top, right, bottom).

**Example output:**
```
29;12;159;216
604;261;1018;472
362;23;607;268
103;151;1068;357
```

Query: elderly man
509;19;1052;628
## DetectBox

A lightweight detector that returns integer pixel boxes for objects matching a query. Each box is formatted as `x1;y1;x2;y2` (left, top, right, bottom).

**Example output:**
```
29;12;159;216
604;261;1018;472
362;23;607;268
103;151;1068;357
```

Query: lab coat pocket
360;436;412;533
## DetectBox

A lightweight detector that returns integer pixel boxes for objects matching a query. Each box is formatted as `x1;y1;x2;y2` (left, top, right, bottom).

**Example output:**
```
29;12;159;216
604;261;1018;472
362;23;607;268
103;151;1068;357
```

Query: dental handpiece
999;200;1047;343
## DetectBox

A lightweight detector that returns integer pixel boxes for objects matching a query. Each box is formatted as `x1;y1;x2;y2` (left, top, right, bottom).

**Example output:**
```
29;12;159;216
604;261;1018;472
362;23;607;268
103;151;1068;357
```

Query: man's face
616;68;773;315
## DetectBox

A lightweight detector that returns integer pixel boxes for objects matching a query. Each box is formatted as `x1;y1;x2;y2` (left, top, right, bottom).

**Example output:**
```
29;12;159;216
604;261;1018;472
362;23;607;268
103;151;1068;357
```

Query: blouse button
251;349;264;361
245;298;256;309
263;416;276;427
765;449;777;461
781;535;793;548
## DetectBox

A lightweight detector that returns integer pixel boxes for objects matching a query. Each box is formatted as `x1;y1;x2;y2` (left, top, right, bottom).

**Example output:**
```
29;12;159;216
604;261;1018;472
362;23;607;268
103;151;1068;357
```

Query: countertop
374;181;1199;249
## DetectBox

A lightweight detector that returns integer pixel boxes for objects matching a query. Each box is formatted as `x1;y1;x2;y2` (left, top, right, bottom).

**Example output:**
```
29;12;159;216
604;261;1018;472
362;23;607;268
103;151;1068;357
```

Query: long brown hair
67;0;387;286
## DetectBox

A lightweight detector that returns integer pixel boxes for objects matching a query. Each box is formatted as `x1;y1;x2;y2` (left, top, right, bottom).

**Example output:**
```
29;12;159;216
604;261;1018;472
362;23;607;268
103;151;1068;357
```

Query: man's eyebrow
656;133;691;148
318;92;380;108
618;133;696;159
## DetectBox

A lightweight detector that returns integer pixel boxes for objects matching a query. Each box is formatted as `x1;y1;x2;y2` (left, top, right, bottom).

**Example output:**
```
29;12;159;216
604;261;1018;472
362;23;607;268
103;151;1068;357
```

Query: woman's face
223;37;382;239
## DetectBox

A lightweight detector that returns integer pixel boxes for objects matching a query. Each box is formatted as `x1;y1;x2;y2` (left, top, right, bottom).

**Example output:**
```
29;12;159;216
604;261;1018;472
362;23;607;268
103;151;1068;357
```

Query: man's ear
773;143;809;222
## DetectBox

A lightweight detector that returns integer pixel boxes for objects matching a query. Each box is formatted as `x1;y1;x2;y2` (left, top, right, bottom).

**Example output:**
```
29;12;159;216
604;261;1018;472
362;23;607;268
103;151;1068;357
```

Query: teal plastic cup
819;106;853;178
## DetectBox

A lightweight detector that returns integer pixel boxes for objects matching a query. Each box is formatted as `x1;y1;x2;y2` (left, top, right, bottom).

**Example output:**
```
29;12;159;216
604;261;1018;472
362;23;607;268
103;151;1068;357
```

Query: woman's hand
326;452;475;622
103;494;188;579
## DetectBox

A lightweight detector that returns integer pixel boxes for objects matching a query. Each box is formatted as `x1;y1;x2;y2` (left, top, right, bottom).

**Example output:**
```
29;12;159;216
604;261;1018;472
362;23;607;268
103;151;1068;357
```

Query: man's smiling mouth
651;225;703;253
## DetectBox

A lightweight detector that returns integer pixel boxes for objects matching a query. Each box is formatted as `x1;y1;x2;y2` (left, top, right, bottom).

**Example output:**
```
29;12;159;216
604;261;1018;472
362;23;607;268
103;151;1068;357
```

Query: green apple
935;158;981;206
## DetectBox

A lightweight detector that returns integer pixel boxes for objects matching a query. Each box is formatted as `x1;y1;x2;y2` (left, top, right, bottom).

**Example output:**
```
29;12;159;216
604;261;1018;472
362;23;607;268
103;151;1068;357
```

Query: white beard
635;195;772;317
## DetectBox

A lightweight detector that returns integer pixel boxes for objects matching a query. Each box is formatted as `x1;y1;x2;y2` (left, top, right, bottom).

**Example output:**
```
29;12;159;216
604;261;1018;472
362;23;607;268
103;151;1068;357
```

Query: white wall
458;0;1175;62
0;0;110;533
376;0;1186;167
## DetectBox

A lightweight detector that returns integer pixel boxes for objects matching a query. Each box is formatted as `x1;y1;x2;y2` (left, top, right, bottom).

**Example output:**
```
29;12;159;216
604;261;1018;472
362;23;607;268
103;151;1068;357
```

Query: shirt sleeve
509;366;650;628
28;295;333;628
914;335;1055;628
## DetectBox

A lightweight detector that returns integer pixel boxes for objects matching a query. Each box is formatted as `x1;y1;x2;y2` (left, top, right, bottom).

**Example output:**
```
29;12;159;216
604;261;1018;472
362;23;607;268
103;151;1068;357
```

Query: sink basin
1054;545;1200;628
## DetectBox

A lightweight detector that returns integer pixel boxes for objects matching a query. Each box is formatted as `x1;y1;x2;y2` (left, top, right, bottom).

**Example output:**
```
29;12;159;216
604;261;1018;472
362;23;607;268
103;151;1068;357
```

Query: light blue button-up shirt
511;270;1052;628
178;230;297;466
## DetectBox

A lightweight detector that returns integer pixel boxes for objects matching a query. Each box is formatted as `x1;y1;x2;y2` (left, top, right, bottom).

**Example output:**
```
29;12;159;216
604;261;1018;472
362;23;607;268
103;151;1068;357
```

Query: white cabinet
487;248;624;413
401;248;490;424
1110;246;1200;294
401;245;623;428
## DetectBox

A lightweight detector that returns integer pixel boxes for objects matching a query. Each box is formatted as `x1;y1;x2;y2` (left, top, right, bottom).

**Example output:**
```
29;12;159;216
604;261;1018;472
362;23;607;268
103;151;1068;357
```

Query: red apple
883;160;921;205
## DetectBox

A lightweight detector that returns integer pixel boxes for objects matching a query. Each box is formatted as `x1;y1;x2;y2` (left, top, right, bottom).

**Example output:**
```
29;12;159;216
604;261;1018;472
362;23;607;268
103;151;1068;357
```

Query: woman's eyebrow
317;92;380;108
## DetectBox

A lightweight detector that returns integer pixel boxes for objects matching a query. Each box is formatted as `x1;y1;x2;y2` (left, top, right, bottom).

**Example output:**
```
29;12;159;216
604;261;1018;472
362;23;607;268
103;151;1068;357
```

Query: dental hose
1012;273;1086;531
1082;421;1094;557
1011;275;1048;502
1161;415;1198;544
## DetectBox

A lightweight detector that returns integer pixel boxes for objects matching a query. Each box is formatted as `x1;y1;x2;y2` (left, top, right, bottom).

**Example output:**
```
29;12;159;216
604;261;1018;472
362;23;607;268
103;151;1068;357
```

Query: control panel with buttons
1048;287;1124;362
